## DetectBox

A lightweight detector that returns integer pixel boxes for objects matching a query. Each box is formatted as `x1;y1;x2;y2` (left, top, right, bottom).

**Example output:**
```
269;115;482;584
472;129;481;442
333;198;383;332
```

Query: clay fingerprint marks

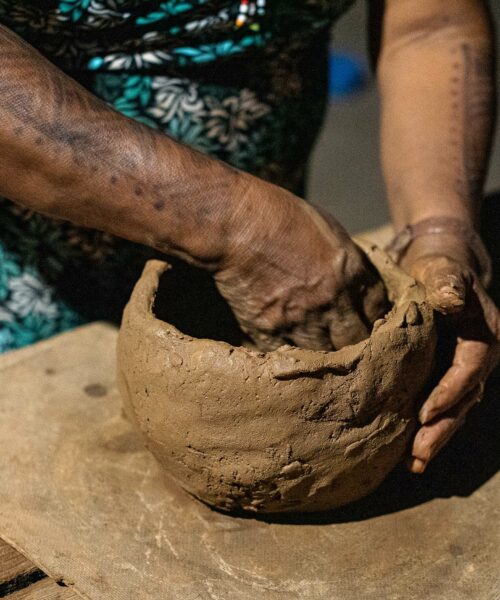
270;349;361;381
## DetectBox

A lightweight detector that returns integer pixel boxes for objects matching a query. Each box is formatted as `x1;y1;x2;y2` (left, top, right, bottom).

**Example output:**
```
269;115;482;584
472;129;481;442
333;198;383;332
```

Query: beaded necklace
235;0;266;30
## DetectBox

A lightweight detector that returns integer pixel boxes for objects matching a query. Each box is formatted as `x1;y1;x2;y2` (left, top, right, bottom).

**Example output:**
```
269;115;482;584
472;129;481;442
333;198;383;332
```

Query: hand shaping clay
117;243;436;513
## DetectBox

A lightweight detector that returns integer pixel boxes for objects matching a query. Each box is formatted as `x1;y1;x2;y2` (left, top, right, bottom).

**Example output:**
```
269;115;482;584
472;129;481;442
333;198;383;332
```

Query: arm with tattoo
372;0;499;472
0;23;388;350
375;0;495;230
0;23;247;269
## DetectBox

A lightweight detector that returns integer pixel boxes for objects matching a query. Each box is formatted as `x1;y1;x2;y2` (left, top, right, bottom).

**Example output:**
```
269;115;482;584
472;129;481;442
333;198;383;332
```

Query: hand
401;234;500;473
215;177;389;351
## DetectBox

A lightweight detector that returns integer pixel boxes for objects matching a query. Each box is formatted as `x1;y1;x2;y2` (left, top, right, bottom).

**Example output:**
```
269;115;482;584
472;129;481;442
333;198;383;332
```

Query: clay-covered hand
401;235;500;473
214;177;389;351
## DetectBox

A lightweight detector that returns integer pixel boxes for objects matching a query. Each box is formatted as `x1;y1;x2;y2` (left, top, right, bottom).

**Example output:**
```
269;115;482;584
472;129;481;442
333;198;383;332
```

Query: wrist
219;175;296;271
149;144;246;270
386;216;492;286
218;175;349;274
399;233;474;272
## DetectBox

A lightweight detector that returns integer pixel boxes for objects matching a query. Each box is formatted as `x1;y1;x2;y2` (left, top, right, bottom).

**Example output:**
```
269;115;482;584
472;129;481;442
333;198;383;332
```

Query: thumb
409;255;469;314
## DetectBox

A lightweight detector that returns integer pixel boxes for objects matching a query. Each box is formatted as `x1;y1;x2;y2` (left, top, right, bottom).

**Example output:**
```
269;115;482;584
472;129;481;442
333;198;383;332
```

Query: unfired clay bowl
117;243;436;513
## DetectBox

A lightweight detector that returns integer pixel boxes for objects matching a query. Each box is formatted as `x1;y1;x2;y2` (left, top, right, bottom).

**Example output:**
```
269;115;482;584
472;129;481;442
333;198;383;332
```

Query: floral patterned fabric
0;0;355;353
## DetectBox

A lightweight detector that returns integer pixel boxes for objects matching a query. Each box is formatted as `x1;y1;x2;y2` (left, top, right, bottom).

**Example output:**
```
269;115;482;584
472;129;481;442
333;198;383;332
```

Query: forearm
377;0;496;231
0;24;246;268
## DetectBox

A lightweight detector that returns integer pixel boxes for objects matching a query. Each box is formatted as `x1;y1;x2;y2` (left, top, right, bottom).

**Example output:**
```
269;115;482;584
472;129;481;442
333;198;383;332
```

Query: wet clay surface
117;244;437;513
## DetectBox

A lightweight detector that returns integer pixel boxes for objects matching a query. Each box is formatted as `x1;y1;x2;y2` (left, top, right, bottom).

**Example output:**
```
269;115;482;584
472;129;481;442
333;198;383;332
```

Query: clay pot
117;244;436;513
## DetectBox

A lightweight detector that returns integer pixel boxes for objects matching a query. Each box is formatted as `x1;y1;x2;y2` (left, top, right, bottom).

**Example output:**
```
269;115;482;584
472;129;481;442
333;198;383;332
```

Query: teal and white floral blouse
0;0;355;352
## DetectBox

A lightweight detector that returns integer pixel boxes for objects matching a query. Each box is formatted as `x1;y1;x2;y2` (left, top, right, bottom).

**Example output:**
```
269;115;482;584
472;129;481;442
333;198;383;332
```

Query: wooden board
0;322;499;600
0;539;78;599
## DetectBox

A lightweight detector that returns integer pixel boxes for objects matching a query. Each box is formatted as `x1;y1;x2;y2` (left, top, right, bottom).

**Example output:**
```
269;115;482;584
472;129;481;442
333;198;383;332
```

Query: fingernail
419;405;437;424
438;284;465;305
410;458;427;474
419;409;431;424
419;391;439;424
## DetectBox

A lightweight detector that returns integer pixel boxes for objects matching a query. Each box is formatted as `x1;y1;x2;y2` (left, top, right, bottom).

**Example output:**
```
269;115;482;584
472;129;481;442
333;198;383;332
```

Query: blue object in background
328;51;367;100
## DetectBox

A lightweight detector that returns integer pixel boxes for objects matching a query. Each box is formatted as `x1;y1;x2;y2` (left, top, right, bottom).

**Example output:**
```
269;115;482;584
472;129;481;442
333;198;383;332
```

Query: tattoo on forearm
450;43;495;203
0;23;238;241
0;25;155;173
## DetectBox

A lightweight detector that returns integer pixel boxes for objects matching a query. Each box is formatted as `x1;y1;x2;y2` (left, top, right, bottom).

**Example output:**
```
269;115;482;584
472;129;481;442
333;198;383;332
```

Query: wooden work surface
0;539;78;599
0;320;499;600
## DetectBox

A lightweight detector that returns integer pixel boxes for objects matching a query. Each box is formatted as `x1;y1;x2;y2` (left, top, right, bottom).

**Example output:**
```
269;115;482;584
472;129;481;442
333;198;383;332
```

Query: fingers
472;278;500;341
287;321;333;352
327;249;388;349
362;279;390;325
408;384;483;473
410;255;469;314
419;338;488;424
292;285;386;351
402;251;499;474
328;291;370;350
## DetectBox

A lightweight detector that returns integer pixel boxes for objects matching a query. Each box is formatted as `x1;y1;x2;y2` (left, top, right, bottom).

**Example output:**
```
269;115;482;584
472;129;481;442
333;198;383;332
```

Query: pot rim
124;242;426;363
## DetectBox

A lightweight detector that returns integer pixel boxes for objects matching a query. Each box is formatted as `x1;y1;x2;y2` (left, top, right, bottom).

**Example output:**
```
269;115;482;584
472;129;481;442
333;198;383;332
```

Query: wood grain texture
0;539;78;599
8;578;79;599
0;538;38;582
